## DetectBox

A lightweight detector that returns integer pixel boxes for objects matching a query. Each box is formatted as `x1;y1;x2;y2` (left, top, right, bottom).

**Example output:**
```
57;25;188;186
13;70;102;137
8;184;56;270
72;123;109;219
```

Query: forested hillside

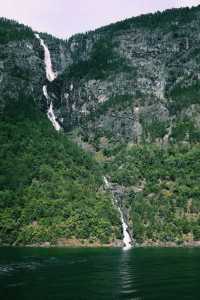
0;96;120;246
103;143;200;245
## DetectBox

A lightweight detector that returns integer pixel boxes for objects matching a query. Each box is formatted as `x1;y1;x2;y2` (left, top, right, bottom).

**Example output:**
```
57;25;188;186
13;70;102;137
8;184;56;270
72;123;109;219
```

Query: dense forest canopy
0;97;120;245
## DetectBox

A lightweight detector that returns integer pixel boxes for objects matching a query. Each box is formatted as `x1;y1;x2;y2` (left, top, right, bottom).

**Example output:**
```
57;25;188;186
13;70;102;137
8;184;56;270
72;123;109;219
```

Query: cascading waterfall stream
42;85;61;131
35;33;57;82
35;32;131;250
103;177;132;250
35;33;61;131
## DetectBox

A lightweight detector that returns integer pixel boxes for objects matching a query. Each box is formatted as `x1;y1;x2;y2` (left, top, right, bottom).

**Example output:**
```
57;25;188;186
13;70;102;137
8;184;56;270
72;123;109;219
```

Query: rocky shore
2;239;200;249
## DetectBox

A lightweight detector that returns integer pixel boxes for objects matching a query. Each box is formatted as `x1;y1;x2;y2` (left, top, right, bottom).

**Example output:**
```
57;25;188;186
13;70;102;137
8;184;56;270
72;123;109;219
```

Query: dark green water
0;247;200;300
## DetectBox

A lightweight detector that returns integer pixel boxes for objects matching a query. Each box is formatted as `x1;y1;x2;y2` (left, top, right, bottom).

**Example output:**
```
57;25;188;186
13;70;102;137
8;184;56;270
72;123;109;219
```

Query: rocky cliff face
1;6;200;146
0;20;68;117
50;6;200;147
0;21;41;114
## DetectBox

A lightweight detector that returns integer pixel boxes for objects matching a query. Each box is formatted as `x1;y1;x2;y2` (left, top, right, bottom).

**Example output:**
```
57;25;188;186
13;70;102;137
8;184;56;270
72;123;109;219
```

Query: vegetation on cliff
104;143;200;244
0;18;34;44
0;97;120;245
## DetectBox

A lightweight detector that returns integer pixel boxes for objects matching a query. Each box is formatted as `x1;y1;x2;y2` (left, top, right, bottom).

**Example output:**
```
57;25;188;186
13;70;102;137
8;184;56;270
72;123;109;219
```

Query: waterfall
43;85;61;131
35;34;60;131
35;33;57;82
103;177;132;250
42;85;49;99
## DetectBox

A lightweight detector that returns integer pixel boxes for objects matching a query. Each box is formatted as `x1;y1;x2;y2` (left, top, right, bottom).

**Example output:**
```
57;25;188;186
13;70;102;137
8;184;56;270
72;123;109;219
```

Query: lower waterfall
43;85;61;131
103;177;132;250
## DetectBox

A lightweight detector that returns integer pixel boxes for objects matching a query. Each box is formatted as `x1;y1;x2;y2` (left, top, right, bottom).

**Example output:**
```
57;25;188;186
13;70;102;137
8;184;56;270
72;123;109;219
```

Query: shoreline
1;239;200;249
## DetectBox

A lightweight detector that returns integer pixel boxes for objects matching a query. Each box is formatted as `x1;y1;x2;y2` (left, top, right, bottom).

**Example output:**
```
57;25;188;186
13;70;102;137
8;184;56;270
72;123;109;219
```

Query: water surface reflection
0;247;200;299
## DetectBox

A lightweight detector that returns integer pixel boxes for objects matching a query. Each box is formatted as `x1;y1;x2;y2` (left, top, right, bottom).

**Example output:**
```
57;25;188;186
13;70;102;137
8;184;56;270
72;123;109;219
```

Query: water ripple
0;248;200;300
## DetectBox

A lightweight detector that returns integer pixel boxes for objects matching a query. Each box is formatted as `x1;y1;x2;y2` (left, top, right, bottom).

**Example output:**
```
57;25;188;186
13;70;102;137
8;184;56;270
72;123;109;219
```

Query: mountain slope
104;143;200;245
1;7;200;247
0;98;120;246
46;5;200;147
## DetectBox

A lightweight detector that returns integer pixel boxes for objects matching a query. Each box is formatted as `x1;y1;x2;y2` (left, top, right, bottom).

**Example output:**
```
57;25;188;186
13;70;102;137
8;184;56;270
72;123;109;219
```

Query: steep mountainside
46;6;200;148
0;18;121;247
1;7;200;247
0;18;68;116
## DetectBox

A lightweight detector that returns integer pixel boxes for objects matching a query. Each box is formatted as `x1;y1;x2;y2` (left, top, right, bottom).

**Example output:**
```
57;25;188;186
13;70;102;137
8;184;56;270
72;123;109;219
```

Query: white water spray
47;102;61;131
35;33;57;82
103;176;110;189
42;85;49;99
103;177;132;250
43;85;61;131
119;211;132;251
35;34;61;131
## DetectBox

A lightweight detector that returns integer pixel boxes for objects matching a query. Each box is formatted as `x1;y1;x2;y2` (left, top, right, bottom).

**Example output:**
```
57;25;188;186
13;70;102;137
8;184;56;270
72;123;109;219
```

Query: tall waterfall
103;177;132;250
35;34;61;131
35;34;57;82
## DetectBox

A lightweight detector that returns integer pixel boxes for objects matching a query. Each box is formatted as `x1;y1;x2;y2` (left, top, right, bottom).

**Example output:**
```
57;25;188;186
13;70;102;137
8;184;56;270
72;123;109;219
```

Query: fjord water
0;248;200;300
